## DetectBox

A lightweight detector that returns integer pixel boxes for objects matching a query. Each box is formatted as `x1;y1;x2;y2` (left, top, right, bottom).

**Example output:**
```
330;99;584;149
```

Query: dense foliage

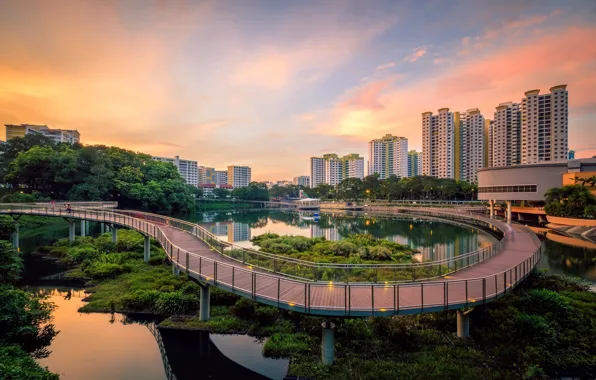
0;134;198;214
0;216;58;379
305;174;477;202
231;182;269;201
544;185;596;218
250;233;414;263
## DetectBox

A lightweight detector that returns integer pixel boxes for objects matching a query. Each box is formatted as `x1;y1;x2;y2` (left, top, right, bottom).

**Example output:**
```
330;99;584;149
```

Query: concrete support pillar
112;227;117;243
321;321;335;365
457;310;470;339
143;234;150;263
100;222;105;234
172;263;180;276
12;224;19;250
199;284;210;321
69;222;76;242
489;200;495;218
506;200;512;222
85;220;90;236
80;220;86;237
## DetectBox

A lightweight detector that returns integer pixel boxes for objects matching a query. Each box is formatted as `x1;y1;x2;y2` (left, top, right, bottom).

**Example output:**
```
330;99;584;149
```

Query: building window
478;185;537;194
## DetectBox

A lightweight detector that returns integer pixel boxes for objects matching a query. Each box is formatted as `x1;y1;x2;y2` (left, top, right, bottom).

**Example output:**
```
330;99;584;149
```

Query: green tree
213;188;231;199
338;178;363;201
0;242;22;285
362;174;382;200
544;185;596;218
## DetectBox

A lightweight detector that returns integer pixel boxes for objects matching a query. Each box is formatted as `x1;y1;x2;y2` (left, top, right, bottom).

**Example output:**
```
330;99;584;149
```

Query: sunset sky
1;0;596;180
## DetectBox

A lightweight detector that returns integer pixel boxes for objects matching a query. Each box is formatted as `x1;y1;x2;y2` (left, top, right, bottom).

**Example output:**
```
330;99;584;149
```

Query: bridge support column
172;263;180;276
86;221;90;236
112;227;117;243
80;220;86;237
506;201;512;222
321;321;335;365
489;200;495;218
144;234;150;263
100;222;105;234
12;224;19;250
69;222;76;242
199;284;210;321
457;310;471;339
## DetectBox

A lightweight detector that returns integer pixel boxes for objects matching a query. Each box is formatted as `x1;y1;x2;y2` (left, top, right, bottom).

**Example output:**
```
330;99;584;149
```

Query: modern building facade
457;109;486;183
521;85;568;164
227;165;251;188
293;176;310;187
368;134;408;179
490;102;521;167
198;166;216;185
422;108;455;179
5;124;81;144
568;150;575;160
310;153;364;187
215;170;228;185
407;150;423;177
153;155;199;186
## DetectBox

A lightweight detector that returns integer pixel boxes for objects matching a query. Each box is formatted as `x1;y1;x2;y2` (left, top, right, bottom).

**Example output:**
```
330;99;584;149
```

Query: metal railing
111;207;508;284
0;203;542;316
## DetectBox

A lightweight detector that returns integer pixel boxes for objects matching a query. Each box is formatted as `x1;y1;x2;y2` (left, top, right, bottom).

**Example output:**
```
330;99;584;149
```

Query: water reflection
31;288;288;380
194;210;495;261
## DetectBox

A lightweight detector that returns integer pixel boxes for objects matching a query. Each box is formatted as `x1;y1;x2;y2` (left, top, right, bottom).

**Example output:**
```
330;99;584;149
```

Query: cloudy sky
1;0;596;180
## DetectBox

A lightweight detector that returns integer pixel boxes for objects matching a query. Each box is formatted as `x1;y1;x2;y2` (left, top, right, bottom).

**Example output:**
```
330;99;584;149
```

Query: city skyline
1;1;596;180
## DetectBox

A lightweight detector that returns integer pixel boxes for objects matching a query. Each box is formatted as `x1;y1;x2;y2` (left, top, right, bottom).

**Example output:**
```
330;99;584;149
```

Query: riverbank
196;201;255;210
38;230;596;379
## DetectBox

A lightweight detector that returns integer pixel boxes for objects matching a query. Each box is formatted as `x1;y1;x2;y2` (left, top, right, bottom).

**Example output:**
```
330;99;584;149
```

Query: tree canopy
0;135;198;214
544;185;596;218
232;182;269;201
307;175;477;202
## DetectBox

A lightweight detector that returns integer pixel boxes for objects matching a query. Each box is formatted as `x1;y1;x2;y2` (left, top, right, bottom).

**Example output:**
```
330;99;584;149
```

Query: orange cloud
403;46;428;62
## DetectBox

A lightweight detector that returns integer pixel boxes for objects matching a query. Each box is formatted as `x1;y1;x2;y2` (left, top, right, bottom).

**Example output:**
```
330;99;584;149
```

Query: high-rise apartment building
490;102;522;167
310;153;364;187
198;167;228;185
215;170;228;185
368;134;408;179
153;155;199;185
407;150;423;177
198;166;215;185
422;108;455;179
457;109;485;183
293;176;310;187
5;124;80;144
227;165;251;188
521;85;568;164
568;150;575;160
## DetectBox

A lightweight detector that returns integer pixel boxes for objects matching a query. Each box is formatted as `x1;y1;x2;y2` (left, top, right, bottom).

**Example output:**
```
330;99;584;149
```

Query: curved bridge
1;203;541;317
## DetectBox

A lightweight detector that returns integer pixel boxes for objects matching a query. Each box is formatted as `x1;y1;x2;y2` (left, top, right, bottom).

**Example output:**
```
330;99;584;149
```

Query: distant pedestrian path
0;202;541;317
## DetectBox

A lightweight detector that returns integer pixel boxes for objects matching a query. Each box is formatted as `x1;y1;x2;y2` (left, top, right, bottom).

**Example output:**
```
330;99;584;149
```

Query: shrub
154;292;200;315
121;290;161;311
361;246;392;261
263;333;313;358
84;263;132;279
66;246;101;264
254;306;278;326
148;255;166;266
230;298;255;319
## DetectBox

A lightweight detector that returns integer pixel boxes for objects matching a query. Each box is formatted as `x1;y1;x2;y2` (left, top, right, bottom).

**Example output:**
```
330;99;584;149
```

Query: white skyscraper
521;85;568;164
368;134;408;179
422;108;454;179
491;102;521;167
153;155;199;185
310;153;364;187
408;150;423;177
227;165;251;188
293;176;310;187
458;109;485;183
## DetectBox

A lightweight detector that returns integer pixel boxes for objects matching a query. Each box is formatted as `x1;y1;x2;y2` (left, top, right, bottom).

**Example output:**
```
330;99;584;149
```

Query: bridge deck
1;206;541;316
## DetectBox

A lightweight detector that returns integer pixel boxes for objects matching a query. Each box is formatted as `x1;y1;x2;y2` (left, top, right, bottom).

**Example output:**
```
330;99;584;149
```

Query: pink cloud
403;46;428;62
314;25;596;152
376;62;396;70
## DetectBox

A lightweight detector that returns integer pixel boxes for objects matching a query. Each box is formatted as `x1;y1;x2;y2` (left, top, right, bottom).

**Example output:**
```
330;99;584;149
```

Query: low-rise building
293;176;310;187
5;124;80;144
